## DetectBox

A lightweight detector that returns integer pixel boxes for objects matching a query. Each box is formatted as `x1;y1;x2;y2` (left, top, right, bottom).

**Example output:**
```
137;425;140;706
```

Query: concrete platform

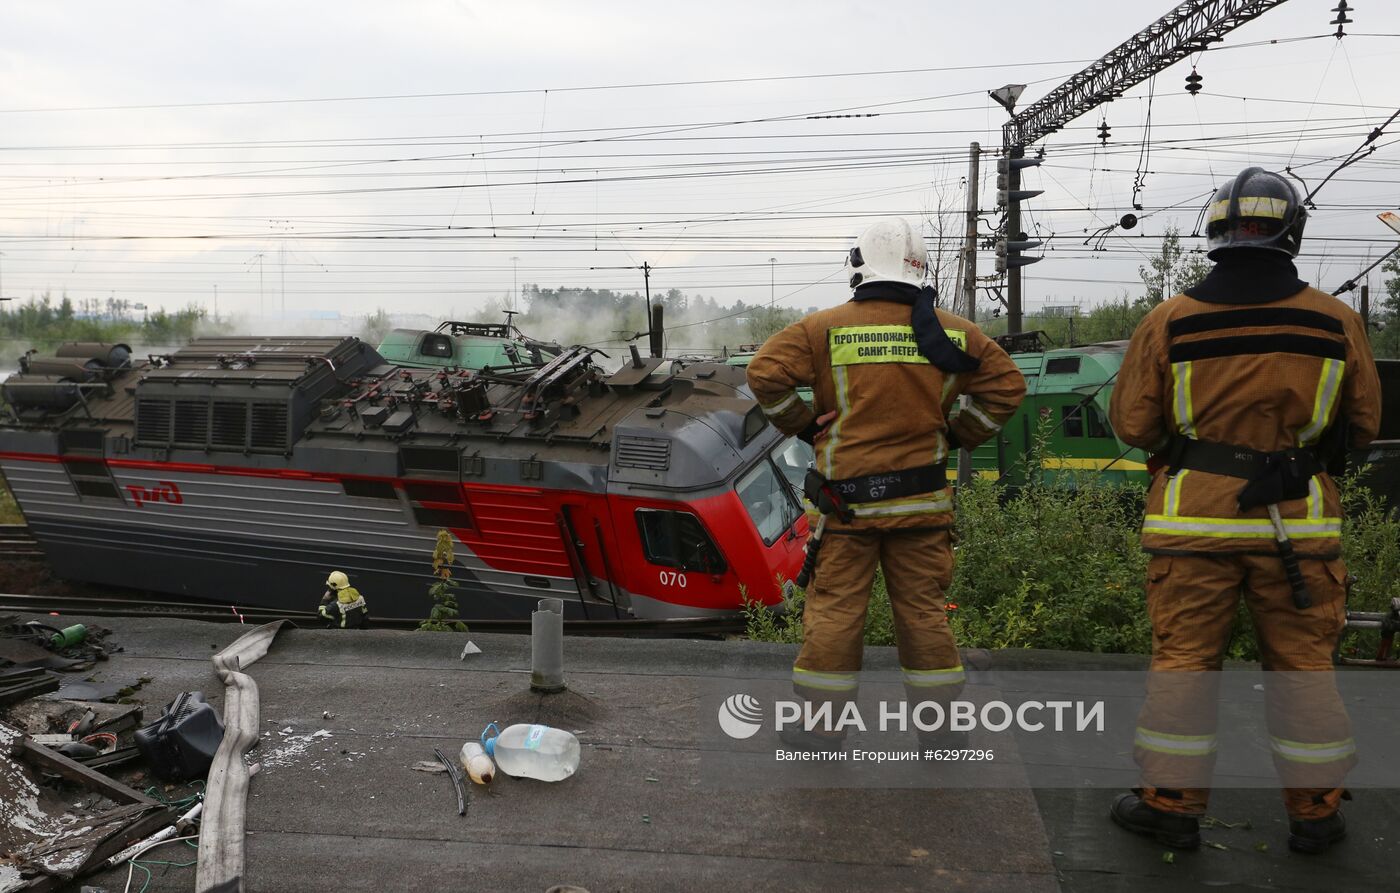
18;618;1397;892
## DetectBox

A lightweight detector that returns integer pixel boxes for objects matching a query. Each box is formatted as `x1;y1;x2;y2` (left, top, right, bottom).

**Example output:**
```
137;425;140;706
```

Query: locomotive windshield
736;438;813;545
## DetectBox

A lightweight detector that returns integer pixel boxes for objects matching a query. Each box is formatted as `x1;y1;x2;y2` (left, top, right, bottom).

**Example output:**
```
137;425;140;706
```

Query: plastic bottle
458;740;496;784
49;624;87;648
481;722;580;782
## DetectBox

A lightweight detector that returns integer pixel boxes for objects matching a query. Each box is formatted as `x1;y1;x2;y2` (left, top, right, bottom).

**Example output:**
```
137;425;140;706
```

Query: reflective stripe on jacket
1109;285;1381;556
746;300;1025;530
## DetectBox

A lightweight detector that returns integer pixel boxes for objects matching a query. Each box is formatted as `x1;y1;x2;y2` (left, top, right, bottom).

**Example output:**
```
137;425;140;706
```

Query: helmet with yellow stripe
1205;167;1307;260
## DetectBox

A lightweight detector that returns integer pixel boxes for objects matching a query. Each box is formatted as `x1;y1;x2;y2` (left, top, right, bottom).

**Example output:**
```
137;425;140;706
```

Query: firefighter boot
1288;811;1346;854
1110;791;1201;849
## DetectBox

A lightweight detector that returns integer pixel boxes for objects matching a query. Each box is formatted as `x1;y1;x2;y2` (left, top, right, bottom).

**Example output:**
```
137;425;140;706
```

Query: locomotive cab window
1085;404;1112;438
635;509;726;574
1061;403;1084;438
420;334;454;358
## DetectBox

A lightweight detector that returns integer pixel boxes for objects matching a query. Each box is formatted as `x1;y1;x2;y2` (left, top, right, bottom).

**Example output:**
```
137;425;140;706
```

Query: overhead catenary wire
4;28;1399;317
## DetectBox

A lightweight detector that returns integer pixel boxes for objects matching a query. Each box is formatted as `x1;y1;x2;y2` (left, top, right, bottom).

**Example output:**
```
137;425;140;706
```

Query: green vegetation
1;294;213;351
0;476;22;524
1371;255;1400;359
419;529;469;632
746;456;1400;662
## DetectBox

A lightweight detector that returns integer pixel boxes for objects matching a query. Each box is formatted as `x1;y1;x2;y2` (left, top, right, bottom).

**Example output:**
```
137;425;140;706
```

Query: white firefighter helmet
844;217;928;289
325;570;350;591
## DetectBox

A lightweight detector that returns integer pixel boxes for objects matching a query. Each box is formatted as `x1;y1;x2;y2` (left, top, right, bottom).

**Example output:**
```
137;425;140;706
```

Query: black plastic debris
134;691;225;781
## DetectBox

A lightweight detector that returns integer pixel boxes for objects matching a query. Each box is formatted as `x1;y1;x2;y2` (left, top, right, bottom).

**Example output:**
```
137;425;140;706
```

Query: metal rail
0;592;743;637
0;524;42;559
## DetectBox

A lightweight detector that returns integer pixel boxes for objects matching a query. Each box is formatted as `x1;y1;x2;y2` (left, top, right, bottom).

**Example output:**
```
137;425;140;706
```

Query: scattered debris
1254;841;1270;853
411;761;448;774
1203;841;1229;851
0;666;60;707
459;741;495;785
0;618;121;672
1161;851;1175;864
134;692;224;782
460;641;482;660
1200;816;1252;831
433;747;467;816
0;720;174;891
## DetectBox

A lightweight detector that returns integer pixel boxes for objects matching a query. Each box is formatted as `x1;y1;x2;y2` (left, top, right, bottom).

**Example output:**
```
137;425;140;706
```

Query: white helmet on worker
326;570;350;591
844;217;928;289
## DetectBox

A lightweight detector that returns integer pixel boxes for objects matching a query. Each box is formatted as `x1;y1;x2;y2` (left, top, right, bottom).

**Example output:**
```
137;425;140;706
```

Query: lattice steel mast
998;0;1294;333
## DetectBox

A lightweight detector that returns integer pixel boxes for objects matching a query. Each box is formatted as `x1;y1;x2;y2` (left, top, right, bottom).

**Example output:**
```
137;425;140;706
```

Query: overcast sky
0;0;1397;341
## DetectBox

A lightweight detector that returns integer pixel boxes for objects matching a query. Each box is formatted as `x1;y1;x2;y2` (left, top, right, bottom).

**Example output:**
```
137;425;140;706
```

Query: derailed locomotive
0;338;811;620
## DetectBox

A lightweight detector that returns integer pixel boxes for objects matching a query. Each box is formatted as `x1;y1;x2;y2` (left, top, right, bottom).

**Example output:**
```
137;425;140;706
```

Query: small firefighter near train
319;570;370;629
747;216;1026;750
1108;167;1382;854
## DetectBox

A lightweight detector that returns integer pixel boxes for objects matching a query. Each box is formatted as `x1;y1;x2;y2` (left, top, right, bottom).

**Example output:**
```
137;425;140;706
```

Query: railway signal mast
993;0;1293;333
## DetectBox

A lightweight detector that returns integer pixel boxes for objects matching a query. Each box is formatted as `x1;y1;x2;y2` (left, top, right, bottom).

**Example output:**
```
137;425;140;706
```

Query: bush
1337;467;1400;661
745;466;1400;661
947;473;1152;653
0;477;22;525
419;529;469;632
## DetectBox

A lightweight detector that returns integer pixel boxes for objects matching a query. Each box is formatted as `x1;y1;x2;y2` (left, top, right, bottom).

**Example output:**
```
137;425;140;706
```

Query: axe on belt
1239;453;1315;610
796;469;854;589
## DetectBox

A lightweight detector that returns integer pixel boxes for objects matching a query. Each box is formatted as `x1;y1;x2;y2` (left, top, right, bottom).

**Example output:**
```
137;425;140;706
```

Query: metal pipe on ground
531;598;566;693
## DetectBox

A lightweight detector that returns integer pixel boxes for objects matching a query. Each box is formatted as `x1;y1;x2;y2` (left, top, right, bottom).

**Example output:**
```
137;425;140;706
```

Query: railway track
0;524;42;559
0;523;746;636
0;591;745;637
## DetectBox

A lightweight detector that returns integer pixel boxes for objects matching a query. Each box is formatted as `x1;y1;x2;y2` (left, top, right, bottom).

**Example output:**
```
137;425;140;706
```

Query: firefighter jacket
320;586;369;628
1109;285;1381;557
747;299;1025;530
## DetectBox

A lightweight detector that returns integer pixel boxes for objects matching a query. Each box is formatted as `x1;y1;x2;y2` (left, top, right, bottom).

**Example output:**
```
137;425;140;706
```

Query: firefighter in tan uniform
1108;168;1381;853
747;217;1025;749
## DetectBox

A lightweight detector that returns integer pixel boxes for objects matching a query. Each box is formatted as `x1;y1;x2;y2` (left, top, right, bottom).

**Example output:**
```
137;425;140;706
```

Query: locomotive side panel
0;453;592;618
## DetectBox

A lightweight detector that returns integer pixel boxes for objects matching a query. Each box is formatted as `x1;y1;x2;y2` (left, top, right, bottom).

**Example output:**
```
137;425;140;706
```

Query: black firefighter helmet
1205;167;1307;261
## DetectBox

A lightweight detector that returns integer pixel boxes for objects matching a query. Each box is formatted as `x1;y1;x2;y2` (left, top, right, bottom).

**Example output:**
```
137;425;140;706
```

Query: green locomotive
726;333;1400;500
723;335;1148;486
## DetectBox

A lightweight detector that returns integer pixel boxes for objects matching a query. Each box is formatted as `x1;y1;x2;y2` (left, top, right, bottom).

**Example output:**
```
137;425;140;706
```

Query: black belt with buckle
828;462;948;505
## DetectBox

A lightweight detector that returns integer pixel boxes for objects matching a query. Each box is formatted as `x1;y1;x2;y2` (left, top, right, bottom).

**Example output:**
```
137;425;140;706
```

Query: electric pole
956;142;981;490
960;143;981;322
511;256;520;312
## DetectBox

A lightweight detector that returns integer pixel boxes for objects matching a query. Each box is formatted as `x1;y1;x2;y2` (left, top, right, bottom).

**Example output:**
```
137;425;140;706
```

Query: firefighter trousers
1136;552;1354;821
792;527;964;706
